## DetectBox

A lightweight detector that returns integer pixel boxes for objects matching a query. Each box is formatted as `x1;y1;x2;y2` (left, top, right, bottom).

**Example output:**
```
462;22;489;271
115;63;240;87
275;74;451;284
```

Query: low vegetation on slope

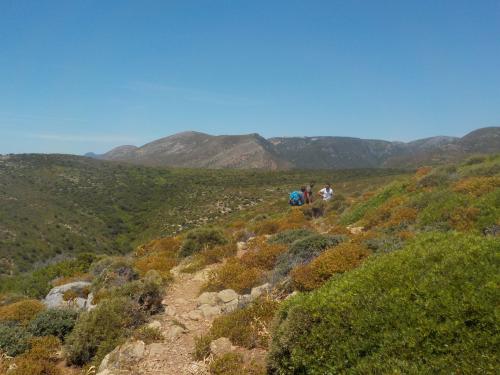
269;233;499;374
0;155;498;374
0;154;404;274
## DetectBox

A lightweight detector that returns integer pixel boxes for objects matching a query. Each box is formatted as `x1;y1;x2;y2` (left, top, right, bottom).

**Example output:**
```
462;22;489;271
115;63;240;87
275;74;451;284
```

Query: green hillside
0;155;497;375
0;154;404;274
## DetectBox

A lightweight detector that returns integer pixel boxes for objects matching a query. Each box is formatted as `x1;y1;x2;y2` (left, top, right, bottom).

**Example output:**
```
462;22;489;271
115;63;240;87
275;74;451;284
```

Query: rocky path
136;265;217;375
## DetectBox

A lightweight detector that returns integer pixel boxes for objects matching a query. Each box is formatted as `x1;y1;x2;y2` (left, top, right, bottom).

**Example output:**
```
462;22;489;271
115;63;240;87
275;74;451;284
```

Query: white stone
147;320;162;330
197;292;218;306
166;325;186;340
43;281;92;310
237;241;247;251
164;306;177;316
199;304;221;319
217;289;239;303
188;310;204;321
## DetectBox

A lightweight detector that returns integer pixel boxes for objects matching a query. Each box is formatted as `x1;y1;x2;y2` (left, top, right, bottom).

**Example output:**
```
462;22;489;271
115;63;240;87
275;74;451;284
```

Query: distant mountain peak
90;127;499;169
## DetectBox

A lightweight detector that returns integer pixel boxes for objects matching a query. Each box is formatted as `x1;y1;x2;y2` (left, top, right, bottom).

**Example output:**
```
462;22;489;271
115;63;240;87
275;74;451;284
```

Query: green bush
65;297;145;366
91;257;139;292
0;323;31;356
269;233;499;374
111;279;164;316
180;227;227;257
272;234;344;281
28;308;78;340
210;352;244;375
210;298;279;349
268;229;315;245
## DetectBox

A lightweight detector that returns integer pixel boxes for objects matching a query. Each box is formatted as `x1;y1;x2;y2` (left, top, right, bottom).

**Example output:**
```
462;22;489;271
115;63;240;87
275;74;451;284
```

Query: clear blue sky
1;0;499;154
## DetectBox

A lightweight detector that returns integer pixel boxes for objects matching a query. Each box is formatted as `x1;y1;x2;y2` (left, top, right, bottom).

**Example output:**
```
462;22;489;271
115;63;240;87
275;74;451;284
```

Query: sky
0;0;499;154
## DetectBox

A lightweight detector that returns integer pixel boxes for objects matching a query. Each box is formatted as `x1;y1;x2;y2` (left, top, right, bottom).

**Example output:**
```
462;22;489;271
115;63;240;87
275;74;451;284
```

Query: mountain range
89;127;500;169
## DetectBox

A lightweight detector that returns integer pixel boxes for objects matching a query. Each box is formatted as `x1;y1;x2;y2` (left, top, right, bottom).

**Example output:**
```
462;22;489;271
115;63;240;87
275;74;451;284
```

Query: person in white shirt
318;183;333;201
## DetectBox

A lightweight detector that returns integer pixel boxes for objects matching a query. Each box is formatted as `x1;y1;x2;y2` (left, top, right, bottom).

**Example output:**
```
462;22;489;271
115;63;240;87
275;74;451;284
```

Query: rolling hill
0;154;404;274
93;127;500;169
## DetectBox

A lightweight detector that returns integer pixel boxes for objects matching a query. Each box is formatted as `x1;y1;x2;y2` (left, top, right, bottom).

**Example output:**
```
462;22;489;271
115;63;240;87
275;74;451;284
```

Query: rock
238;294;253;308
147;320;162;330
347;225;364;235
222;299;239;313
164;306;176;316
217;289;239;303
98;341;145;373
147;343;169;358
197;292;218;306
166;325;186;340
43;281;93;310
199;304;221;319
174;298;188;305
251;283;271;299
236;242;247;251
188;310;204;321
210;337;233;357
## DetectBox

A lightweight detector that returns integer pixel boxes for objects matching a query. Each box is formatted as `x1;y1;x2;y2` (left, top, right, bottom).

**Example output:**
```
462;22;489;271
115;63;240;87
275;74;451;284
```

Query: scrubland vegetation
0;155;498;374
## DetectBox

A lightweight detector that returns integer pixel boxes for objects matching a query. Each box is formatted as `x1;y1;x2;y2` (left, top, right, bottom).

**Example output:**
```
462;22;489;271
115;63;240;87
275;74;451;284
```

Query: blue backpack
289;191;303;206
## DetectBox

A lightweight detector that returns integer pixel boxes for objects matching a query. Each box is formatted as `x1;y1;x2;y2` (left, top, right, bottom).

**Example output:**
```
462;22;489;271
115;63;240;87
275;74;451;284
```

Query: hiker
289;190;305;206
318;183;334;201
305;183;314;204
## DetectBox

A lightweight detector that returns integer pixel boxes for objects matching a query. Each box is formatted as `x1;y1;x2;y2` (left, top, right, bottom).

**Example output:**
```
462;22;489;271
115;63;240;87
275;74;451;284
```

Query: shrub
272;234;344;281
91;257;139;292
10;336;61;375
340;183;405;225
133;252;177;280
180;227;227;257
135;236;181;257
210;352;243;375
268;229;315;245
210;298;279;349
210;352;266;375
203;259;263;294
65;297;145;366
291;243;371;291
253;219;281;236
269;233;499;374
200;243;238;265
133;326;163;344
28;308;78;341
193;334;212;360
109;279;164;316
0;323;31;356
240;239;287;270
0;299;45;325
453;176;500;197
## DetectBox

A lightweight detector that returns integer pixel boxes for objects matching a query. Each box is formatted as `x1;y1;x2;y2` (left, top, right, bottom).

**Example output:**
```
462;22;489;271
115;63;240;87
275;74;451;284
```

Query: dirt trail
135;264;218;375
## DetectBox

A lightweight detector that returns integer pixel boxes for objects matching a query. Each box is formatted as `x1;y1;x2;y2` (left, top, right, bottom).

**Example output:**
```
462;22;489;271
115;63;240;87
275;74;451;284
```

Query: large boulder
43;281;93;310
98;340;146;373
217;289;238;303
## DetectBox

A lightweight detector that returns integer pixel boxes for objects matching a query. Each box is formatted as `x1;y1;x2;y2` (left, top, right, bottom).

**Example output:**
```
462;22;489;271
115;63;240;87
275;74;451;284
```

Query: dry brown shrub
0;299;45;326
453;176;500;197
240;239;287;271
133;252;177;279
449;206;481;231
200;243;238;264
135;236;181;257
363;196;417;229
10;336;61;375
51;273;92;287
291;242;371;291
203;259;263;294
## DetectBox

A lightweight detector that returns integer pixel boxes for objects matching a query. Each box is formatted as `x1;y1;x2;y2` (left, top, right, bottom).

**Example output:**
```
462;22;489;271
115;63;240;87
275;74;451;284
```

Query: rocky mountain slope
97;132;290;169
93;127;500;169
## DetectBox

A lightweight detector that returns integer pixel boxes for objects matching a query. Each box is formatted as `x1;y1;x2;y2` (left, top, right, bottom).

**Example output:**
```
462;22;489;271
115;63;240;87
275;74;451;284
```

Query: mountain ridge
90;127;500;169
